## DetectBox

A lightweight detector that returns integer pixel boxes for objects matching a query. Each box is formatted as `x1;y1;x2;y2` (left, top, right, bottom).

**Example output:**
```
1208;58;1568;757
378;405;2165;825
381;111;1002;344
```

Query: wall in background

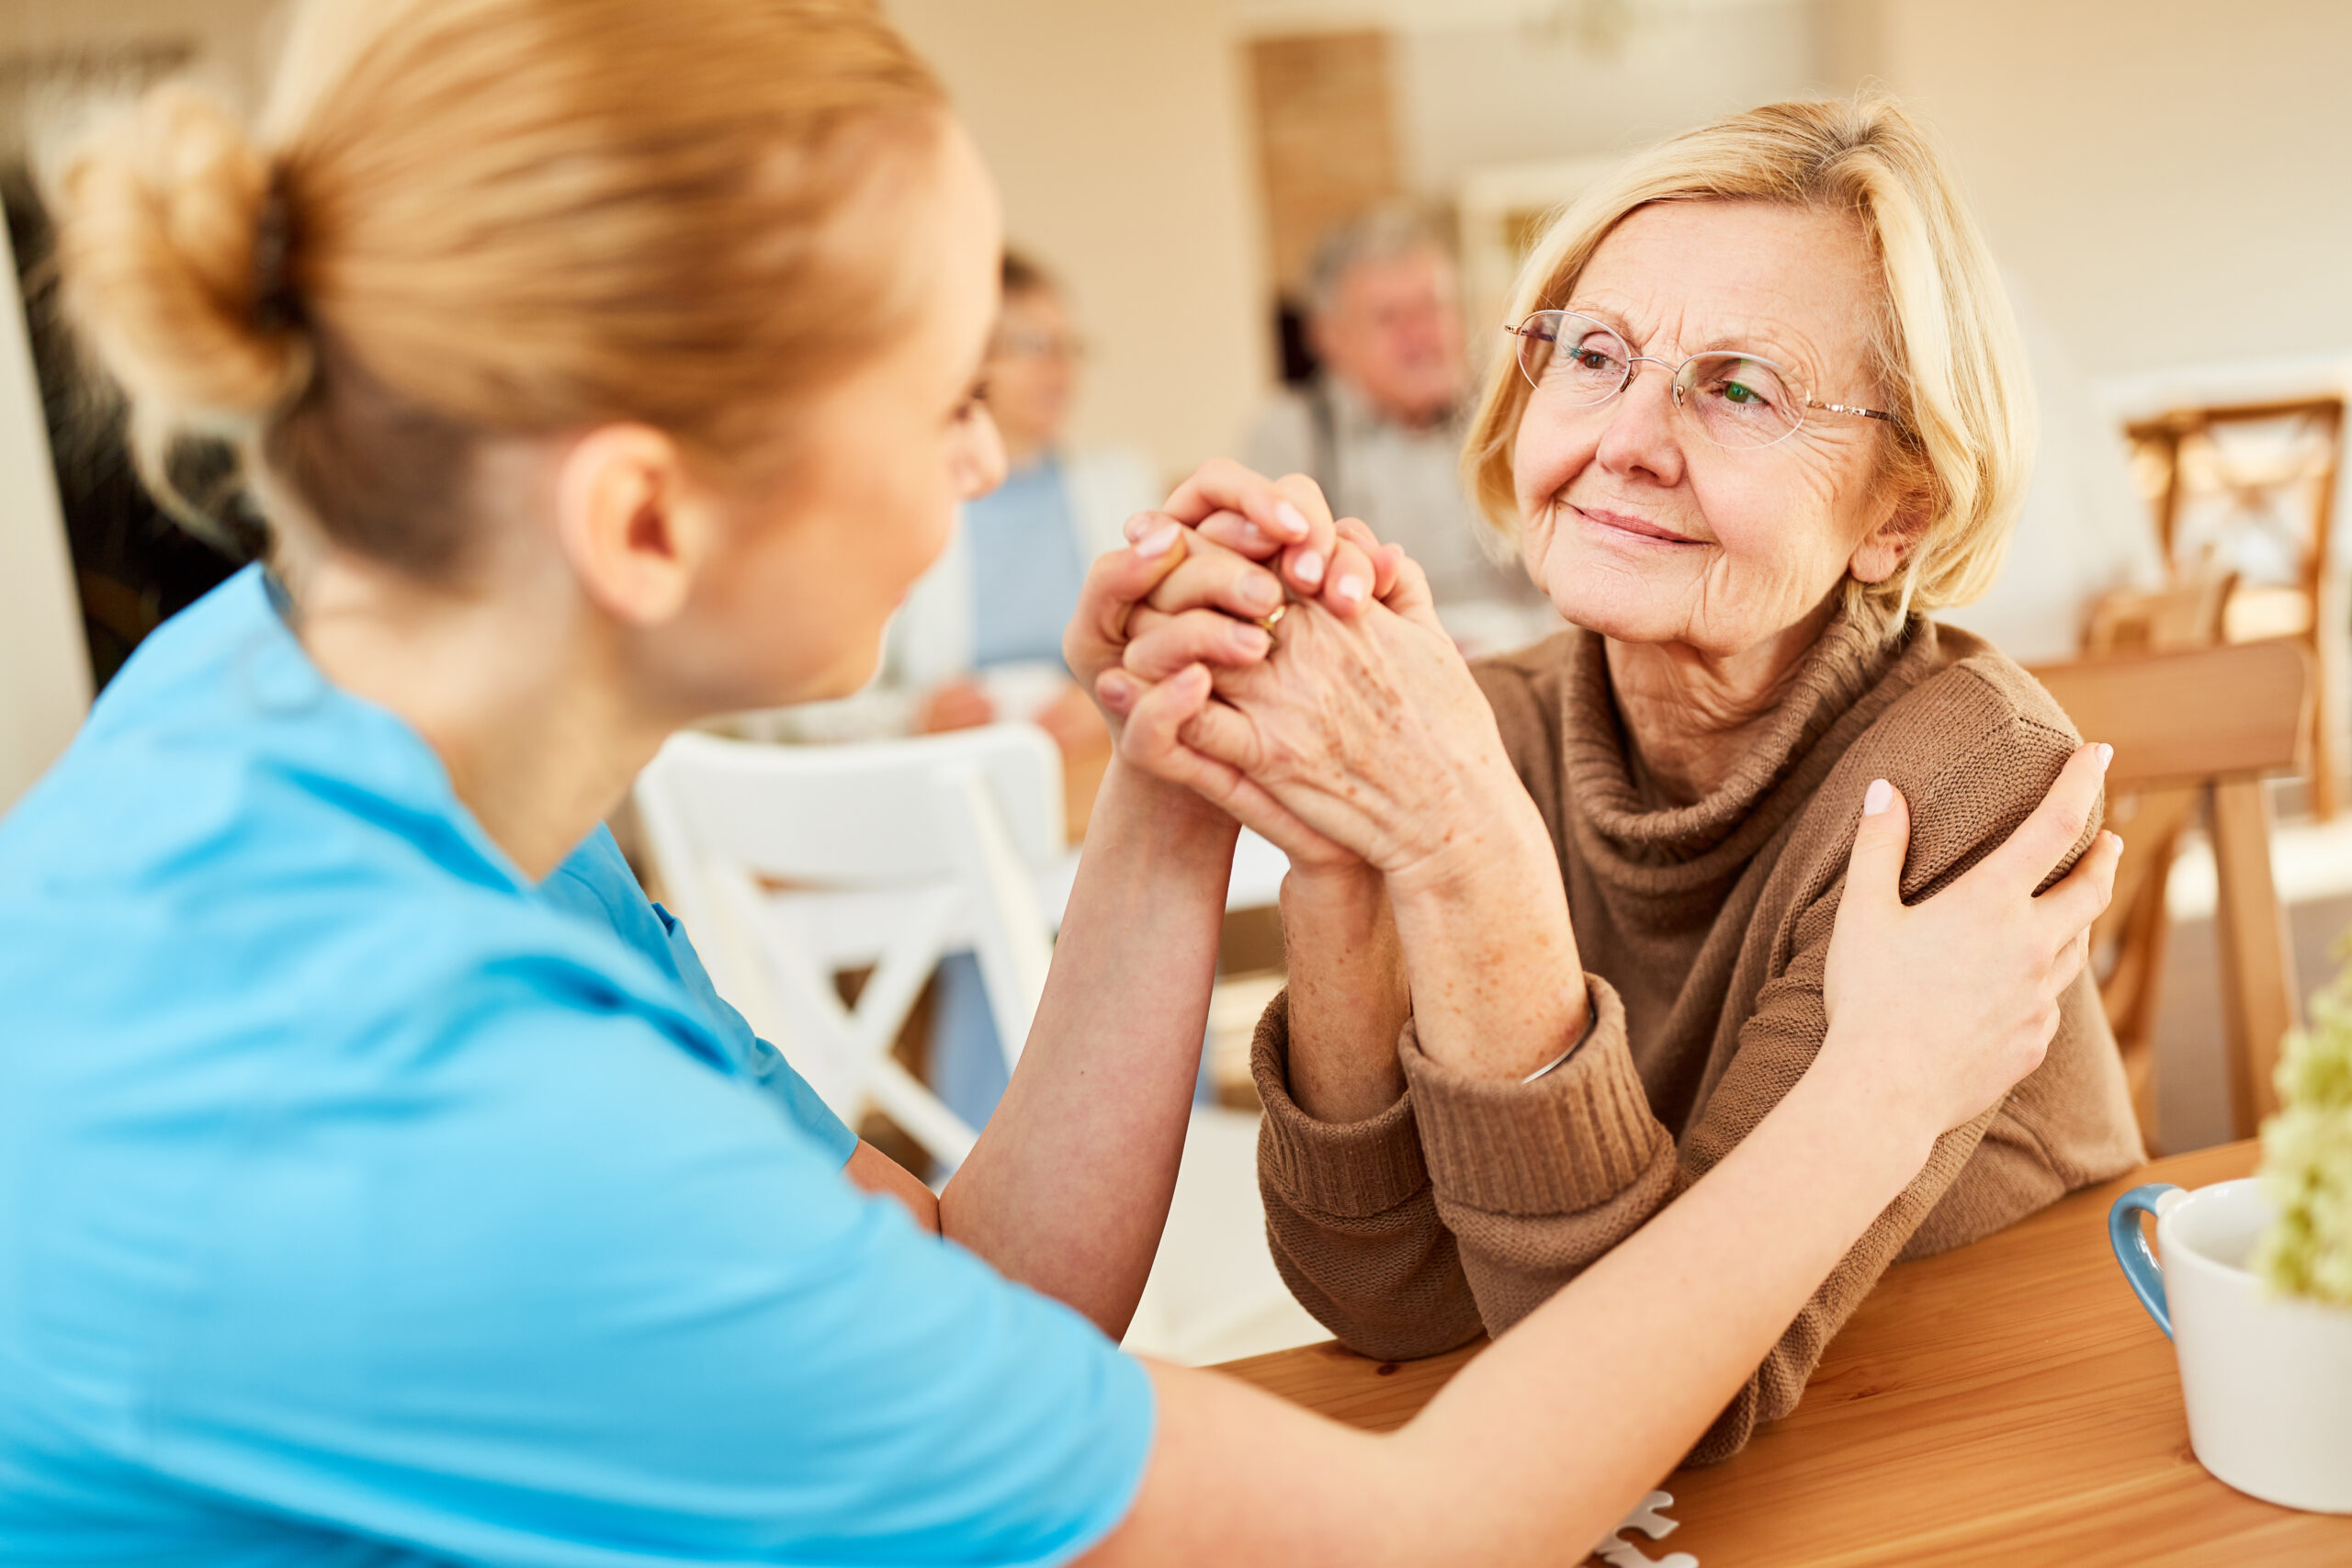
1865;0;2352;387
887;0;1269;481
0;0;279;161
1393;0;1820;195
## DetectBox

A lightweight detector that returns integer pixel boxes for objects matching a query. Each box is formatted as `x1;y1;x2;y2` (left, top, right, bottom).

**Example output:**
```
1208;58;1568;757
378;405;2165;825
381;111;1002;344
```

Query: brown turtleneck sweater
1251;613;2143;1462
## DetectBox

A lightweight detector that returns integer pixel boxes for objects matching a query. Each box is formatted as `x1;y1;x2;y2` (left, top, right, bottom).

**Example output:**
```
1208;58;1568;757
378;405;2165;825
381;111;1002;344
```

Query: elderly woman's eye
1693;360;1783;412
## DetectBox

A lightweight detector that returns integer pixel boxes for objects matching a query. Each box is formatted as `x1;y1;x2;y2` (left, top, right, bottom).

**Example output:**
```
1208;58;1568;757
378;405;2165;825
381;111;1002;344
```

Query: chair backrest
2126;396;2345;818
2071;565;2239;1145
2031;639;2312;1139
2035;640;2309;794
2083;562;2237;659
632;726;1066;1173
639;727;1064;901
2126;397;2341;597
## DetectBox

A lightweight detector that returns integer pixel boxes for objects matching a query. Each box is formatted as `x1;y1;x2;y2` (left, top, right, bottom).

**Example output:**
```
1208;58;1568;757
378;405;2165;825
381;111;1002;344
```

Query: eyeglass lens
993;328;1084;362
1515;310;1805;449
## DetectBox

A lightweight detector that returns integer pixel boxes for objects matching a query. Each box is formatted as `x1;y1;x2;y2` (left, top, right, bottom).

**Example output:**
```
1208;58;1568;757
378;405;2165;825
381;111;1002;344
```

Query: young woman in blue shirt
2;1;2120;1562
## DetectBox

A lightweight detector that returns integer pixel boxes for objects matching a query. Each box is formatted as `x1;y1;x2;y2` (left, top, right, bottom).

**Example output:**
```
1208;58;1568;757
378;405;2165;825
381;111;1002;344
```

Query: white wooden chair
633;726;1064;1173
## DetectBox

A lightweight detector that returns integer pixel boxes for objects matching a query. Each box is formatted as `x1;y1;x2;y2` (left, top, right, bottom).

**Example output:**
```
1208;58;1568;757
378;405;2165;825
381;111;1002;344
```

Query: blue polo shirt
0;567;1153;1565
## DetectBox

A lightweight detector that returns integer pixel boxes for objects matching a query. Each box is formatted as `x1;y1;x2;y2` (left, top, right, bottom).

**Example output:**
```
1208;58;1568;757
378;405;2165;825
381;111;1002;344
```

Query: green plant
2255;937;2352;1306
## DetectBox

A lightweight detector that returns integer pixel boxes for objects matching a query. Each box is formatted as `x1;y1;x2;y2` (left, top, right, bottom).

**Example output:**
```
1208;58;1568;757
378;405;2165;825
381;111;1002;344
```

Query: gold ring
1254;603;1288;634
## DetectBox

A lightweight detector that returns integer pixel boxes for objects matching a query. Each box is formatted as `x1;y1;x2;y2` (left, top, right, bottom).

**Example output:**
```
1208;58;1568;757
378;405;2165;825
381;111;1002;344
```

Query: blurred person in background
890;249;1160;1127
1246;206;1549;650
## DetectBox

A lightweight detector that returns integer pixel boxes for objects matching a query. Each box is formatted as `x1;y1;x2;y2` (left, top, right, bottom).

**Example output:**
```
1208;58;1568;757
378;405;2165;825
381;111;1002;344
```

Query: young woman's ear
550;424;714;625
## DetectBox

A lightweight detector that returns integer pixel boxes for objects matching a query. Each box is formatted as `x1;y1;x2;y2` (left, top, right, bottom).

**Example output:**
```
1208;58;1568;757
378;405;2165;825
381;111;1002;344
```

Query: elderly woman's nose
1592;363;1686;487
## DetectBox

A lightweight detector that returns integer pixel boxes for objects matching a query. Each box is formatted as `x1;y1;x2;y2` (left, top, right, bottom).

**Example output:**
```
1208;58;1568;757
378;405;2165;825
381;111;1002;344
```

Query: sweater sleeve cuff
1251;987;1430;1218
1398;975;1668;1216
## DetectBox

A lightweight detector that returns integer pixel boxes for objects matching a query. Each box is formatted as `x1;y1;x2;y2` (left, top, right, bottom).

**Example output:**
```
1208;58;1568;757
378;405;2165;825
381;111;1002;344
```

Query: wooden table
1215;1140;2352;1566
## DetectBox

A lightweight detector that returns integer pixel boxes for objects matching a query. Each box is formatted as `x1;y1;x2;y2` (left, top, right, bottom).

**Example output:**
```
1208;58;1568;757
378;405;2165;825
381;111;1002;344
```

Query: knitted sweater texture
1251;612;2144;1462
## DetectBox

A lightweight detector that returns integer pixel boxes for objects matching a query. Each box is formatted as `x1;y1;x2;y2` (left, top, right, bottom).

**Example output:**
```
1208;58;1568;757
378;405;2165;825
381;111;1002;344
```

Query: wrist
1382;772;1553;908
1281;856;1383;910
1379;792;1589;1083
1091;757;1240;849
1781;1040;1939;1183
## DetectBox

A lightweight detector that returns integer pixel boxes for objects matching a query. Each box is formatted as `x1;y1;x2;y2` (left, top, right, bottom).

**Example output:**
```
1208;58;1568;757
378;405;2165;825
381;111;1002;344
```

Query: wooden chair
2031;640;2312;1141
2072;567;2237;1145
2126;396;2344;817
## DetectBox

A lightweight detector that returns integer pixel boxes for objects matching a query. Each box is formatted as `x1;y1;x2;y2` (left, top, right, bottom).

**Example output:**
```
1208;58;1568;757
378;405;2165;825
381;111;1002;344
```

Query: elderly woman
1106;95;2143;1461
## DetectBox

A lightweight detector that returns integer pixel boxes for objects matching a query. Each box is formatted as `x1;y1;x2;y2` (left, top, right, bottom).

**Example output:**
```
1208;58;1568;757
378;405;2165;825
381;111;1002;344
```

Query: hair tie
251;169;302;332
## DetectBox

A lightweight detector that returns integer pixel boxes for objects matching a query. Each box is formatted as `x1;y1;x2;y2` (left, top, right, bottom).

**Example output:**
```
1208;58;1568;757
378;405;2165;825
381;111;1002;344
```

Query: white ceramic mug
2109;1179;2352;1512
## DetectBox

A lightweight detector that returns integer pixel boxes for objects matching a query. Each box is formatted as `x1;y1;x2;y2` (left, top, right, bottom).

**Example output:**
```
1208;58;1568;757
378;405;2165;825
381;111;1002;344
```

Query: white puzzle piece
1590;1489;1697;1568
1616;1492;1677;1540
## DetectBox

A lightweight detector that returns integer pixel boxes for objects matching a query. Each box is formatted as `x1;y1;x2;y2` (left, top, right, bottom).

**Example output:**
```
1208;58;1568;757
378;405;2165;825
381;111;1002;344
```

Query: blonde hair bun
56;84;311;436
51;0;944;580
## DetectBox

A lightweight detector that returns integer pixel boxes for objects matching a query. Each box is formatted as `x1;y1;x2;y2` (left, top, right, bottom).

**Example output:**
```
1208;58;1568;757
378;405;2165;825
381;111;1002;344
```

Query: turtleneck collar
1556;605;1926;874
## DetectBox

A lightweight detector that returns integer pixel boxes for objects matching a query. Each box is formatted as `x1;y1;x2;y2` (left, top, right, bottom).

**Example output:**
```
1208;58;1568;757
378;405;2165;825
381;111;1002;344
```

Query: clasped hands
1062;459;1542;892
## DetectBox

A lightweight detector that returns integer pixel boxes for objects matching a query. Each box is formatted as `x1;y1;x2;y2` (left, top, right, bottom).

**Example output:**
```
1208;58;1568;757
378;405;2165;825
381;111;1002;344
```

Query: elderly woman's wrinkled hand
1089;532;1409;870
1118;551;1536;888
1062;461;1398;740
1065;461;1420;866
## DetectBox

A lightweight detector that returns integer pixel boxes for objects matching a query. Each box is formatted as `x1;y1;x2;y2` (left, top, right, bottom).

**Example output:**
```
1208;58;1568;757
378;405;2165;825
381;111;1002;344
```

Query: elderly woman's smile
1566;503;1701;547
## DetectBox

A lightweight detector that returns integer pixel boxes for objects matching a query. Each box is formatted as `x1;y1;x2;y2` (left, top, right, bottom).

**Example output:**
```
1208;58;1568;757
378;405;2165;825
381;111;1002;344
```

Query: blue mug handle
2109;1182;2182;1339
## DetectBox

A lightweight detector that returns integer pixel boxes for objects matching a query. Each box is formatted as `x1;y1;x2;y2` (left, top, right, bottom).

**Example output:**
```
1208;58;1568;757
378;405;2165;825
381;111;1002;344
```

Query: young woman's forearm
941;759;1238;1337
1094;1049;1929;1567
1385;1060;1926;1556
1277;864;1411;1121
1382;783;1591;1082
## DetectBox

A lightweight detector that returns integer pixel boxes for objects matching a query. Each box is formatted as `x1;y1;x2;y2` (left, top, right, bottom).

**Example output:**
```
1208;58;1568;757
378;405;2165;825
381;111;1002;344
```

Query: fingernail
1134;523;1180;558
1862;778;1894;817
1334;573;1368;604
1097;672;1134;712
1123;513;1152;542
2095;742;2113;772
1234;625;1271;657
1295;549;1325;586
1273;501;1309;538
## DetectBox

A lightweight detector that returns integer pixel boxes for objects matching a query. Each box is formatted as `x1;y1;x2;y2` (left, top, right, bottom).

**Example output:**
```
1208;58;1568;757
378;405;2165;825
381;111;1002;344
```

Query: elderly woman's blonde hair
1463;93;2033;643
